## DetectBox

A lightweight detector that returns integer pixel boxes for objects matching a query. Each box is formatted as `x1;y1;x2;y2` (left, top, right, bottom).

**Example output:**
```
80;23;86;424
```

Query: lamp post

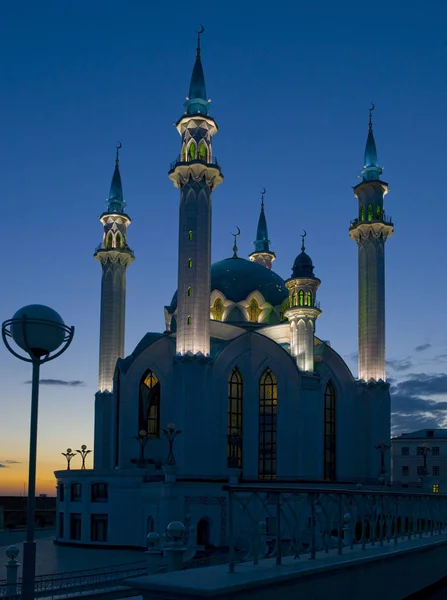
162;424;181;466
2;304;74;600
374;441;391;483
61;448;77;470
420;444;431;476
227;427;242;468
76;445;92;470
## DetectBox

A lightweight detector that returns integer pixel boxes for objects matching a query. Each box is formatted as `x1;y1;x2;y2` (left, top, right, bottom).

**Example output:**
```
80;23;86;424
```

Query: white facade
391;429;447;491
54;42;392;548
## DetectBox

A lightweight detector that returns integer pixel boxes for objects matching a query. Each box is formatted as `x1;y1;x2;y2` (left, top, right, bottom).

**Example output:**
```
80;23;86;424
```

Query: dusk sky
1;0;447;495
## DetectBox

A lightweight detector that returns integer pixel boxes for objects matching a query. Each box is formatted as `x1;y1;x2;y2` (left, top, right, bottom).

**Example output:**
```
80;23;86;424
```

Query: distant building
55;33;393;548
391;429;446;492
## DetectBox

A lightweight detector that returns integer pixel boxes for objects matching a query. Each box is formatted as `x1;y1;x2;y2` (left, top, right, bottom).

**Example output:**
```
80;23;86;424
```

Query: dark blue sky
1;0;447;492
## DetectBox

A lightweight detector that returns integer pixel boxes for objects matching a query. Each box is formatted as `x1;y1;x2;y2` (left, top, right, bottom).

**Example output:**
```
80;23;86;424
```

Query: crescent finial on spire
368;103;375;132
231;226;241;257
261;187;266;208
301;229;307;252
115;141;122;166
197;24;205;55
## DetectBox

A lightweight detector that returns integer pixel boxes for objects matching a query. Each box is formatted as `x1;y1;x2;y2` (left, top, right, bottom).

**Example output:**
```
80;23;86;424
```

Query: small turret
284;232;321;372
249;189;276;270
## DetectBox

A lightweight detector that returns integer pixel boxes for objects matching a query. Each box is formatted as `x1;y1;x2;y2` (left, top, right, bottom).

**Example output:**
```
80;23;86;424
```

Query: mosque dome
169;256;288;311
292;251;315;278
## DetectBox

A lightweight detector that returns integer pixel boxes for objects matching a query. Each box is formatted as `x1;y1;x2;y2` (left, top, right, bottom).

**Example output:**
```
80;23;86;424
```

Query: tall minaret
249;189;276;269
349;106;393;381
168;28;223;356
284;232;321;372
94;145;134;391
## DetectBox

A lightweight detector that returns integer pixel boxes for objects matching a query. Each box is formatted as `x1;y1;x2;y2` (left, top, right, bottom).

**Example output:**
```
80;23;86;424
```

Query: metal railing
350;213;393;229
0;560;148;599
225;485;447;573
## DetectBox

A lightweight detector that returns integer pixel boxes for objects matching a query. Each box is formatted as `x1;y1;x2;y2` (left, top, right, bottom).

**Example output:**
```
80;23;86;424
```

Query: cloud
386;358;413;372
0;460;21;468
391;372;447;435
414;343;431;352
24;379;85;387
0;464;7;468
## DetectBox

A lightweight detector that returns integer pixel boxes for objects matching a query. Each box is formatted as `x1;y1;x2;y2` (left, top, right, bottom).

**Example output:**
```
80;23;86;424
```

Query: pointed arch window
115;232;122;249
182;145;187;162
306;290;312;306
139;370;160;438
259;368;277;480
187;287;192;297
228;367;243;468
367;203;373;222
189;142;196;160
324;381;336;482
187;315;192;325
249;298;262;322
188;231;193;241
291;291;298;307
199;142;207;162
376;205;382;220
299;289;304;307
106;232;113;249
211;298;224;321
360;205;365;221
188;258;193;268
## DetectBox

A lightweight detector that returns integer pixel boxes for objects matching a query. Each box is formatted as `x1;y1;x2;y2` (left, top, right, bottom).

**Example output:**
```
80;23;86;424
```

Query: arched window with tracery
324;381;336;482
376;204;382;220
115;232;122;249
227;367;243;468
106;232;113;248
291;291;298;307
299;289;304;306
182;145;187;162
367;203;373;222
306;290;312;306
138;370;160;438
249;298;261;322
189;142;196;160
211;298;224;321
199;142;207;162
360;205;365;221
258;368;277;480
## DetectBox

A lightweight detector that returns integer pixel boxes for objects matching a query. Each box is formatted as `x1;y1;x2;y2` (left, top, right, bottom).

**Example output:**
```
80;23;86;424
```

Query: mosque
55;33;393;548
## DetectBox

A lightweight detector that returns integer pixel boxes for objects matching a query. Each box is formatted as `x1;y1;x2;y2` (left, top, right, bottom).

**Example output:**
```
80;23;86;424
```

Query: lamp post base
21;541;36;600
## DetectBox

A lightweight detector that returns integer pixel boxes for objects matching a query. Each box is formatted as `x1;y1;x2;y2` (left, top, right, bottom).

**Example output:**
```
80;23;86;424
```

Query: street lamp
374;441;391;483
134;431;149;468
162;423;181;466
2;304;74;600
420;444;431;476
61;448;77;470
76;445;92;470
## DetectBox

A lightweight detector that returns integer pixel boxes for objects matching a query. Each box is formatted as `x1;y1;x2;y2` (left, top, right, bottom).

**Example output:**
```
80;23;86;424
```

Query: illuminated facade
55;35;391;549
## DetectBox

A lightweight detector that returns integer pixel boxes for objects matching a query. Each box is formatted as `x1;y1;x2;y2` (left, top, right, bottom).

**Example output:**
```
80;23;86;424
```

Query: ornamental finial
196;24;204;56
261;187;266;209
231;226;241;257
115;141;122;167
368;103;375;132
301;229;307;252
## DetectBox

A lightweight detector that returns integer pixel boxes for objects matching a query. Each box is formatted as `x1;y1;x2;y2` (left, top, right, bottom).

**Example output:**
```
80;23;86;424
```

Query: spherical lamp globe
166;521;186;542
11;305;66;357
5;545;19;561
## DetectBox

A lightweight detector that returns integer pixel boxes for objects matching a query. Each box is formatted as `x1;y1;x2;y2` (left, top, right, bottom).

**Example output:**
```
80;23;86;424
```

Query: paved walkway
0;530;145;579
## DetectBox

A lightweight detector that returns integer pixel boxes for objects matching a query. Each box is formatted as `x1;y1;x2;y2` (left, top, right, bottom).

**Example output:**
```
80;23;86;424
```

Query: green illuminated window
188;258;193;268
249;298;262;322
299;290;304;306
188;231;193;241
189;142;196;160
182;146;187;162
211;298;224;321
106;232;113;248
376;205;382;219
292;291;298;306
115;233;121;249
199;142;207;161
187;287;192;296
306;290;312;306
360;205;365;221
367;203;373;222
187;316;192;325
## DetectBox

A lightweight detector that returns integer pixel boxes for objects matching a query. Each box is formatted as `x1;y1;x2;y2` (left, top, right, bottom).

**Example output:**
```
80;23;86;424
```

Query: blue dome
292;251;315;278
170;257;288;309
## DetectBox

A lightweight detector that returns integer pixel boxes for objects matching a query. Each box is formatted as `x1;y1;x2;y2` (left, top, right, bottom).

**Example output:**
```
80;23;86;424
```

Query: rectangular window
188;258;193;268
402;466;409;476
433;466;440;476
187;316;191;325
59;484;65;502
91;483;108;503
69;513;82;540
188;231;193;241
401;447;409;456
433;484;440;493
432;446;440;456
417;466;425;476
59;512;64;537
91;514;108;542
70;483;82;502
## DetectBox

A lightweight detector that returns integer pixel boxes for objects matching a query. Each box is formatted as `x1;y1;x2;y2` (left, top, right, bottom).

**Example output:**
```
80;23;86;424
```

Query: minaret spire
169;29;223;356
249;188;276;269
349;107;393;382
94;146;134;394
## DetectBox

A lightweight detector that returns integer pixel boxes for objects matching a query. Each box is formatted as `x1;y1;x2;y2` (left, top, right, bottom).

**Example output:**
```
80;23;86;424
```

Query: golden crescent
231;226;241;237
